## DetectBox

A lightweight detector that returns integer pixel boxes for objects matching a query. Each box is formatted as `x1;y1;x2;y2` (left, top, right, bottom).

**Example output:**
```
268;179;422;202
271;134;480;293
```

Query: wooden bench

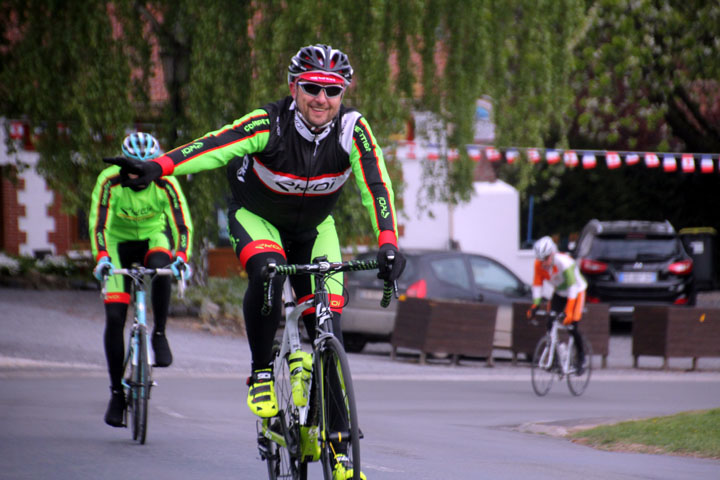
390;297;497;366
633;305;720;370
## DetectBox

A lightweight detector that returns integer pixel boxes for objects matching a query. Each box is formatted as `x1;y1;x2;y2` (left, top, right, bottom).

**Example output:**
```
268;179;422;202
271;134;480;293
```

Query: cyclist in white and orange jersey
527;236;587;372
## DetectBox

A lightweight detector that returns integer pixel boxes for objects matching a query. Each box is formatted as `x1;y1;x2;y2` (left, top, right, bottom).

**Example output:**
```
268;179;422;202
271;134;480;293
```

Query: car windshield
589;235;681;261
429;256;471;290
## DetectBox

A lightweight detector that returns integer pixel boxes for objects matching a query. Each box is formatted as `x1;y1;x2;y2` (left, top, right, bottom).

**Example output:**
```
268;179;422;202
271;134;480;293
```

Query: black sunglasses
298;82;345;98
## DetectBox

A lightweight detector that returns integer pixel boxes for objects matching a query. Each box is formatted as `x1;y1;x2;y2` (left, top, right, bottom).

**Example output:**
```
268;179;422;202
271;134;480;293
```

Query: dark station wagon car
341;249;531;352
573;219;696;319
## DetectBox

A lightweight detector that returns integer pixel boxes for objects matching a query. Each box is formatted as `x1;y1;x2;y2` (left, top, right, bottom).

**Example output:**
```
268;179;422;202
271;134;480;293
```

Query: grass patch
571;408;720;459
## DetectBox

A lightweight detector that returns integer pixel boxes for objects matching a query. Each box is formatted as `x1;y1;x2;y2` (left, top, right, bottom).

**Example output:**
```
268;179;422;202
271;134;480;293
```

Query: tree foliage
3;0;716;257
526;0;720;241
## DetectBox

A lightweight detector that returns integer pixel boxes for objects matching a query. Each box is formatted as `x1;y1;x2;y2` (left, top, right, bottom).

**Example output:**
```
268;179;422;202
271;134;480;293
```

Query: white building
395;143;534;284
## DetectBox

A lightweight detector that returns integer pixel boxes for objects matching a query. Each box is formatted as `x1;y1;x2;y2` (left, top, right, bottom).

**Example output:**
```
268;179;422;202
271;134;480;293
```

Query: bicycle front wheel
265;344;306;480
531;336;555;396
129;327;150;444
567;335;593;396
317;336;361;480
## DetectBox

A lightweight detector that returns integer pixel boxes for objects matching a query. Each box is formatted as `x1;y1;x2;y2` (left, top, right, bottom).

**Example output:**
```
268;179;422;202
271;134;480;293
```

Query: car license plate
619;272;656;284
357;288;384;300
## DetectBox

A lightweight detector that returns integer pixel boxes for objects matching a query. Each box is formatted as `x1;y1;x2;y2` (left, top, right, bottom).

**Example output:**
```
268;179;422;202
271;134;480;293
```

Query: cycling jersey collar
291;100;334;142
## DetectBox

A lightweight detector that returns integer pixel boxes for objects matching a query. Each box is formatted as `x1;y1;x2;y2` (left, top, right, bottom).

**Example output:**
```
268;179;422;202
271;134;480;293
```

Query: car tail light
406;279;427;298
674;297;689;305
580;258;607;274
586;295;601;304
668;259;693;275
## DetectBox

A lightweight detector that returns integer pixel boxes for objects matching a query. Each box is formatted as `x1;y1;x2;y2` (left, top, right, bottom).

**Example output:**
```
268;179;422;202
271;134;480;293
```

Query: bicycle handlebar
261;258;397;315
101;265;186;299
529;308;567;328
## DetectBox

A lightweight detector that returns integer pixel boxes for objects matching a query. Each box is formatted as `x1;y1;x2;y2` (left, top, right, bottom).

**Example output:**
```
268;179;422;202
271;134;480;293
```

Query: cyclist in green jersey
90;132;193;428
107;45;405;479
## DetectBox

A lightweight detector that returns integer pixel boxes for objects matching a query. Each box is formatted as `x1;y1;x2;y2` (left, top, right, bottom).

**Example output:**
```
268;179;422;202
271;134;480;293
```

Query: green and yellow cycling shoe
246;368;278;418
332;454;366;480
288;350;312;407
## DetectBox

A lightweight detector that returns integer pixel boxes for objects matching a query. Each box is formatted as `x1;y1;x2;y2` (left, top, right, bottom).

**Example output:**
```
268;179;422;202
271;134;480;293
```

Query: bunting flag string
393;141;720;175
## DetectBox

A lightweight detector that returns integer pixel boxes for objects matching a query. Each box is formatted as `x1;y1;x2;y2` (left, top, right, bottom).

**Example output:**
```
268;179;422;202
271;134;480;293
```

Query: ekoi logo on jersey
377;197;390;219
181;141;204;157
254;242;283;253
253;160;351;196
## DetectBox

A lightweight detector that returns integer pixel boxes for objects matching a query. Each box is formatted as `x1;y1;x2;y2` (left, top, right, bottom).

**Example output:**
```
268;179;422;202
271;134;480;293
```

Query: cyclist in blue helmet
89;132;194;428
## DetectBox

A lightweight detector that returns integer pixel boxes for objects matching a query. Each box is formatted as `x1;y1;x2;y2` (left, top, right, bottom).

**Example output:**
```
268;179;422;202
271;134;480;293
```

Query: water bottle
558;342;568;365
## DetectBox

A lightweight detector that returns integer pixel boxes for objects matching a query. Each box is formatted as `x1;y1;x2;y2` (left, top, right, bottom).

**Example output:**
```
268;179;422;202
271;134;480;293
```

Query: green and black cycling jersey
154;96;399;245
89;166;193;263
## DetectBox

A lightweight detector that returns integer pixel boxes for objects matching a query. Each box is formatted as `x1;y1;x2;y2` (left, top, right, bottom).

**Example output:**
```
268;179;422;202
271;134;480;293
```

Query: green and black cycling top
153;96;399;247
89;166;194;262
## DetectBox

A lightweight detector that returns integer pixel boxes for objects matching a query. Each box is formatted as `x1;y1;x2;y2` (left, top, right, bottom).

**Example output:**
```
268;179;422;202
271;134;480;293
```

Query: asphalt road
2;287;720;479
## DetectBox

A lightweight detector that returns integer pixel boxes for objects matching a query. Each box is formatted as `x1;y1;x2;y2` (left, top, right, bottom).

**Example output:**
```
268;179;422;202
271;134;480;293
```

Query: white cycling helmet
533;236;557;260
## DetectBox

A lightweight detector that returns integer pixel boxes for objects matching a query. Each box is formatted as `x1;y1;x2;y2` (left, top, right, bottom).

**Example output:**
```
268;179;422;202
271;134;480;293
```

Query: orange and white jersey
531;252;587;301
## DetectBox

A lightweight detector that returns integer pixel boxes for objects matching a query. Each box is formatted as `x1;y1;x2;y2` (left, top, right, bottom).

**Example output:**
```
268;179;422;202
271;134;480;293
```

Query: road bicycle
101;264;186;444
529;309;592;396
257;256;395;480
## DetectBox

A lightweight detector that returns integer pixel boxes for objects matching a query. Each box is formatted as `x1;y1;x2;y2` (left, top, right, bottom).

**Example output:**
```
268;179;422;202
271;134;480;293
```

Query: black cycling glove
376;243;406;282
103;156;163;190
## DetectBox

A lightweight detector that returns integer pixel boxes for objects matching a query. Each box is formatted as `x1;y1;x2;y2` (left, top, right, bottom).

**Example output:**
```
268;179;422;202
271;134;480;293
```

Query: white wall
1;120;56;256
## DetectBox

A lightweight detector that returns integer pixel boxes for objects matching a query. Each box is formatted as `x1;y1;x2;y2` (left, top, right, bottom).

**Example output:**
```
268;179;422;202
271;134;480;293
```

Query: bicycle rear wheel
317;336;361;480
567;335;593;396
129;327;150;444
531;336;555;396
264;345;306;480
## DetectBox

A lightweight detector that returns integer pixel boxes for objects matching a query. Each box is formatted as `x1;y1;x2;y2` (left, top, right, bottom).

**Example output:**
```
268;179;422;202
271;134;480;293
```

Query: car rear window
429;257;471;290
590;235;682;261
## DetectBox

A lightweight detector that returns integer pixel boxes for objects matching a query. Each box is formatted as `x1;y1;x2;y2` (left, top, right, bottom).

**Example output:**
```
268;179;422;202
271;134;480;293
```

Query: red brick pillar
1;172;26;255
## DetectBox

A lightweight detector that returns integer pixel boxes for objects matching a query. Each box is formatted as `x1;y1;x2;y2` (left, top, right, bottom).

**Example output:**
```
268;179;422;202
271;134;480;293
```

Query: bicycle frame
123;276;154;386
537;319;575;376
257;257;395;479
260;272;345;442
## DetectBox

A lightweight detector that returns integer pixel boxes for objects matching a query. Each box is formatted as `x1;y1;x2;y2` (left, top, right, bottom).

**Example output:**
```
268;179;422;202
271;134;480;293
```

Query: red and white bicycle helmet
288;44;353;86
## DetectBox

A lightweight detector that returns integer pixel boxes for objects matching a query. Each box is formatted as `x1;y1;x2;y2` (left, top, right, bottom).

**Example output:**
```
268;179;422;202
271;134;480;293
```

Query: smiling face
290;80;344;129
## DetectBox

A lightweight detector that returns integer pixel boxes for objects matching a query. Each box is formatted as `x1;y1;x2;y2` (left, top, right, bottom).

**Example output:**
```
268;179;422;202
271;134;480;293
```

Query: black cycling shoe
152;331;173;367
104;389;126;427
574;357;586;376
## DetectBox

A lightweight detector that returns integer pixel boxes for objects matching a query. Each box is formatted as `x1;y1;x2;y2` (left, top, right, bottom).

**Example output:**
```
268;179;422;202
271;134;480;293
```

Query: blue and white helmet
121;132;161;161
